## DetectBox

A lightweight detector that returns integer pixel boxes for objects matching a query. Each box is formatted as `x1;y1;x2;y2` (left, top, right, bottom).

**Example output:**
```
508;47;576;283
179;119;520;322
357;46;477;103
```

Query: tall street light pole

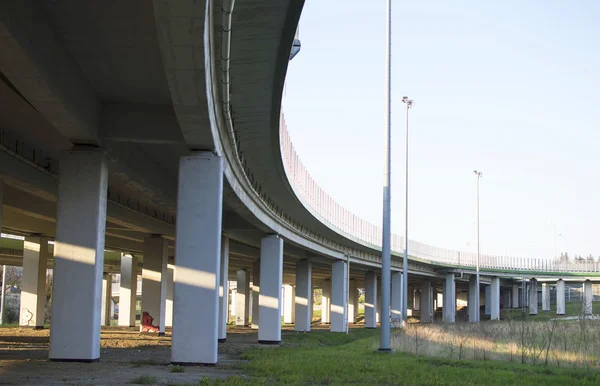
473;170;482;323
379;0;392;352
401;96;414;327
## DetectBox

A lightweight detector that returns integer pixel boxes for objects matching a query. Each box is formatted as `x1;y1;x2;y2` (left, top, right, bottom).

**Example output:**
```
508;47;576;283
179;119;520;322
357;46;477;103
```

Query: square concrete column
529;279;538;315
295;259;312;332
229;288;237;319
391;272;402;323
468;275;479;322
406;285;414;316
119;254;138;327
321;279;331;324
19;236;48;328
251;259;260;329
348;278;357;324
556;279;565;315
165;264;174;327
236;270;250;326
171;152;223;365
331;260;348;332
364;272;377;328
376;278;382;323
49;149;108;362
101;273;113;326
490;277;500;321
218;237;230;342
512;283;520;308
141;236;168;335
413;289;421;311
421;281;433;323
583;280;593;315
283;284;295;324
484;285;491;316
258;235;283;344
541;283;550;312
443;273;456;323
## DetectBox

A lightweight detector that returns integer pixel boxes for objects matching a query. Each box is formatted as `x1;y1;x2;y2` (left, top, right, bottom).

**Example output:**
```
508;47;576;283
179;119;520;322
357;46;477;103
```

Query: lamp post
379;0;392;352
473;170;482;323
401;96;414;327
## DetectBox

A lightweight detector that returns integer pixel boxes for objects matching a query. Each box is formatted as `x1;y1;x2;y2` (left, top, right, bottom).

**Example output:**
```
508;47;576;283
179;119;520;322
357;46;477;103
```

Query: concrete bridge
0;0;598;365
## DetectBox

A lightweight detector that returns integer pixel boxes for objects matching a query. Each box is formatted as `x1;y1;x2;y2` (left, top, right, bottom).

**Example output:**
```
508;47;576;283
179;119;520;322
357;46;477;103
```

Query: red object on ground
140;312;159;333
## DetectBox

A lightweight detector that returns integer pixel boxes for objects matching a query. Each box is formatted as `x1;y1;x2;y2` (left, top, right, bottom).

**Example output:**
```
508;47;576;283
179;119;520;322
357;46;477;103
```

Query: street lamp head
473;170;482;178
402;96;415;108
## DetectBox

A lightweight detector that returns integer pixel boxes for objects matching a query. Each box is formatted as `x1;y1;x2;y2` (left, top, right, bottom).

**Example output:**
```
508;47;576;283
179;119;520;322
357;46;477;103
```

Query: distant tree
587;254;595;262
575;255;585;262
559;252;569;262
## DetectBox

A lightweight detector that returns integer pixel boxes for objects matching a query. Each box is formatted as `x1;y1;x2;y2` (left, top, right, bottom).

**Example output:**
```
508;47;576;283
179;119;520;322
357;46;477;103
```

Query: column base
218;338;226;343
365;327;377;329
49;358;99;363
171;362;215;367
158;332;165;337
377;348;396;354
258;340;281;345
556;313;565;316
20;325;45;330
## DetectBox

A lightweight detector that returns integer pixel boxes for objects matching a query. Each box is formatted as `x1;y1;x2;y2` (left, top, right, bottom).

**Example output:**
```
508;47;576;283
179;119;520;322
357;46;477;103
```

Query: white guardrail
279;116;599;274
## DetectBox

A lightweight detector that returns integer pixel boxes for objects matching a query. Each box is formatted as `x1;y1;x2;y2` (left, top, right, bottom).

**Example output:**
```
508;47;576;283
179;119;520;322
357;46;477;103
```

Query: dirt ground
0;326;267;385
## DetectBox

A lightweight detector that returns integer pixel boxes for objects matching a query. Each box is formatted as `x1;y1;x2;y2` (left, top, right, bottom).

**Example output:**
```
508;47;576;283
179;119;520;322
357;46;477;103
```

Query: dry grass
391;317;600;368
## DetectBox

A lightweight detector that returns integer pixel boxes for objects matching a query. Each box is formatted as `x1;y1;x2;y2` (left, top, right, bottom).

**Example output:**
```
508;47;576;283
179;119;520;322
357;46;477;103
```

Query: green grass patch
502;301;600;321
128;375;158;384
204;329;600;385
170;365;185;373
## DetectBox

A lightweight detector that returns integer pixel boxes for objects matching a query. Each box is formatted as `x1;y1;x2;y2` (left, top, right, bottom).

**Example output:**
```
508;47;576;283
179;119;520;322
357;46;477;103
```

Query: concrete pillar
251;259;260;329
295;259;311;332
321;279;331;324
542;283;550;312
490;277;500;321
391;272;402;323
484;286;491;316
413;289;421;311
420;281;433;323
165;264;174;327
376;278;382;323
407;285;414;316
348;278;357;323
556;279;565;315
19;236;48;328
230;288;237;319
236;270;250;326
141;236;168;335
443;273;455;323
283;284;295;324
49;149;108;362
512;283;520;308
364;272;377;328
258;235;283;344
218;237;229;342
118;254;138;327
529;279;538;315
583;280;593;315
331;260;348;332
420;281;432;323
171;152;223;365
101;273;112;326
468;275;479;322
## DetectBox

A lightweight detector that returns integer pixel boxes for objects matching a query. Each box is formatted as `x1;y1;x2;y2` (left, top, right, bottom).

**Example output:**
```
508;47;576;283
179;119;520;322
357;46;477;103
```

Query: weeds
128;375;158;385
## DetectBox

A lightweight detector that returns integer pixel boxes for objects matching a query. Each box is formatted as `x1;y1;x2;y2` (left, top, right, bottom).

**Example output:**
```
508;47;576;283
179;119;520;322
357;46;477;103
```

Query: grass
170;365;185;373
128;375;158;384
502;300;600;321
202;329;600;385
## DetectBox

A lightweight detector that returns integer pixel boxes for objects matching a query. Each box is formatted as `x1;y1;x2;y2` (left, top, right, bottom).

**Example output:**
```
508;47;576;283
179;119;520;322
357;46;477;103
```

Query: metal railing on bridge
279;117;599;274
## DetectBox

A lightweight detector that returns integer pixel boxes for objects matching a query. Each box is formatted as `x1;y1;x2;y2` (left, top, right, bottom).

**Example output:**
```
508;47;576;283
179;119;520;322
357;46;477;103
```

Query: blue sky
283;0;600;259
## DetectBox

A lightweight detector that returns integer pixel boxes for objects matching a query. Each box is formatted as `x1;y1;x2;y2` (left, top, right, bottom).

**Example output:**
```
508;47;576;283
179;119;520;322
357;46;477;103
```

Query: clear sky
283;0;600;260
